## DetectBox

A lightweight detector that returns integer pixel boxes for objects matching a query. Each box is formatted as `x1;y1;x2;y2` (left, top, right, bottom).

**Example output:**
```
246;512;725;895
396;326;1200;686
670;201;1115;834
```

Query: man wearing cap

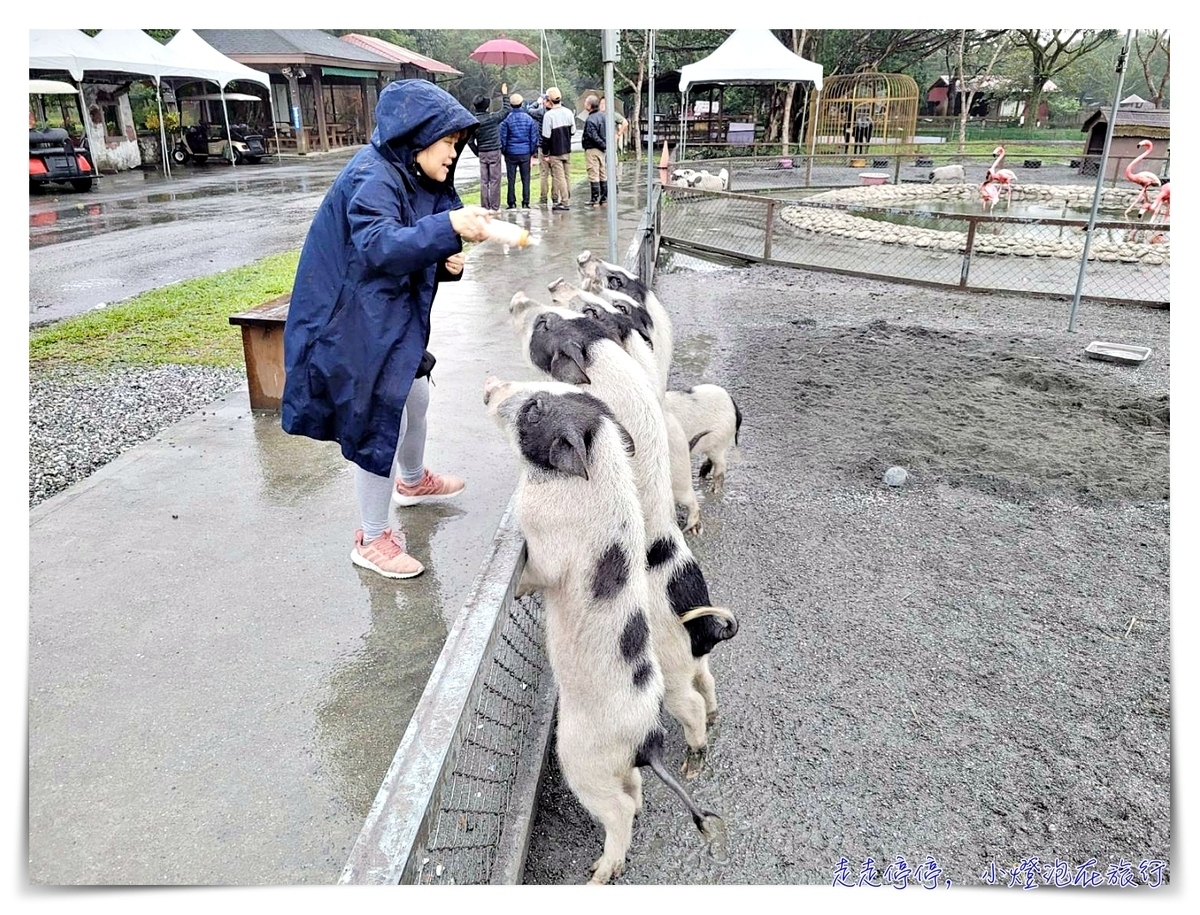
499;93;540;209
541;87;575;210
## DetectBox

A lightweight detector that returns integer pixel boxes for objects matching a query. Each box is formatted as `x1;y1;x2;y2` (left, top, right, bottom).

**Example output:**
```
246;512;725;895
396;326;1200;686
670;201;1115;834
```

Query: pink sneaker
351;529;424;579
392;468;466;507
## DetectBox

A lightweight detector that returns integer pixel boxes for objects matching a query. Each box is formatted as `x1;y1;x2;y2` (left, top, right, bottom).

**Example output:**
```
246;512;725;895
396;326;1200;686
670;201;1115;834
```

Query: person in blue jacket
281;79;493;580
498;93;541;209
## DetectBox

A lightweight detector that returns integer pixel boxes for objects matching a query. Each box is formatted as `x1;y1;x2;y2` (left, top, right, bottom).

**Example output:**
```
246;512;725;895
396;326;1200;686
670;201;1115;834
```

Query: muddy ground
522;260;1170;886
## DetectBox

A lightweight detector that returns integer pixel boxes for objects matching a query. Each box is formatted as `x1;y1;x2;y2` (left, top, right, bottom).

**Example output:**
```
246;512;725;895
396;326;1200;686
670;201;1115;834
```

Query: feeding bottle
483;219;536;248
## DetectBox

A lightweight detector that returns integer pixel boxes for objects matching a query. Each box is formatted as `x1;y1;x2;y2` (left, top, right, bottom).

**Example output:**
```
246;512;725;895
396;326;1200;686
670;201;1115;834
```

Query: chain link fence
656;179;1168;307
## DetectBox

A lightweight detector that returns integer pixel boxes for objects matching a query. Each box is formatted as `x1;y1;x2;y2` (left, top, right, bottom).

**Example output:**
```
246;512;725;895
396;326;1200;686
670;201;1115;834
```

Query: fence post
764;198;775;261
894;152;902;185
960;217;978;288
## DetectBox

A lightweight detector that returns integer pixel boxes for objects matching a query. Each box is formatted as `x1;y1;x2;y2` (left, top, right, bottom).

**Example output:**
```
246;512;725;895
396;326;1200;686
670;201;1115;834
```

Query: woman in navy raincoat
282;79;493;579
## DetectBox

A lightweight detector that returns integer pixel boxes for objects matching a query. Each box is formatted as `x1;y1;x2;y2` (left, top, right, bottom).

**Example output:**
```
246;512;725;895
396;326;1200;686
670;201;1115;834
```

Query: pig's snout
483;375;505;406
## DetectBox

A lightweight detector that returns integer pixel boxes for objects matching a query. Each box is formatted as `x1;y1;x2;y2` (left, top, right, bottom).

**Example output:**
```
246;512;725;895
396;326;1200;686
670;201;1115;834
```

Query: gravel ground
29;364;244;507
523;262;1170;886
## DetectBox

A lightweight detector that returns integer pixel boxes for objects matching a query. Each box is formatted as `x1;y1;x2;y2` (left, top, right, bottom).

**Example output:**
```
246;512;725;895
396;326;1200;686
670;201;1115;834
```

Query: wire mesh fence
656;182;1169;306
410;590;551;885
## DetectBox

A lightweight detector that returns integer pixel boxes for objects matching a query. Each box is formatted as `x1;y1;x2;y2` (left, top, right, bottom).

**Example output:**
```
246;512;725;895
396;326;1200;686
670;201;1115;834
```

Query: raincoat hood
371;79;478;185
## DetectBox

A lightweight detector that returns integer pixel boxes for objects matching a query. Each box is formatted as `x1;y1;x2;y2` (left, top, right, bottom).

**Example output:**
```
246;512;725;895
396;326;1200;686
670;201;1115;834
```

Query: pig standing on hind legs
484;376;724;883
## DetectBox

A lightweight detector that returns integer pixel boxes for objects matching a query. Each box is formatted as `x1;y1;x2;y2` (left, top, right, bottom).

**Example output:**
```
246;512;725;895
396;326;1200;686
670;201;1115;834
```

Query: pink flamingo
1146;181;1170;223
988;145;1016;206
1124;139;1161;216
980;173;1000;213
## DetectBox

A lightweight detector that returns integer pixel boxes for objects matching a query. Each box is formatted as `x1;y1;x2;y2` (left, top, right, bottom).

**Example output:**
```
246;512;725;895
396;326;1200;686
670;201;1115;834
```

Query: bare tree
1135;29;1170;107
954;30;1009;153
781;29;809;155
1012;29;1117;131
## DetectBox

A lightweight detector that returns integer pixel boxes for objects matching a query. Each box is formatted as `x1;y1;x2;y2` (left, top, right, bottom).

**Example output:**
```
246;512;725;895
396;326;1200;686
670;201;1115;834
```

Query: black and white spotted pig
664;384;744;491
519;312;738;773
544;283;704;534
483;377;722;883
575;252;674;394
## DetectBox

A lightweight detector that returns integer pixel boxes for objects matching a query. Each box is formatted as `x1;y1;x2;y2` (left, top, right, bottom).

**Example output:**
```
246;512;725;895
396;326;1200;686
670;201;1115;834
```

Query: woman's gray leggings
354;376;430;541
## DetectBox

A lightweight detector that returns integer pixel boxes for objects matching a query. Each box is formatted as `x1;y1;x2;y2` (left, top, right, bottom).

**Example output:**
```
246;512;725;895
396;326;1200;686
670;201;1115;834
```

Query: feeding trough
1084;341;1151;366
859;172;889;186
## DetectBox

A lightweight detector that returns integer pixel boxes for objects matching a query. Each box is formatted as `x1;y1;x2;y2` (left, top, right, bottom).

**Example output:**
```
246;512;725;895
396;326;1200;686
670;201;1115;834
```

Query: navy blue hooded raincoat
281;80;479;477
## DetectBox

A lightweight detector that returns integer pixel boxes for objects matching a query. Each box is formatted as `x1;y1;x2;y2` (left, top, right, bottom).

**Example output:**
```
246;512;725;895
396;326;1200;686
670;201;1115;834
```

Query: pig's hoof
587;855;623;884
684;518;703;536
706;708;720;727
681;747;707;780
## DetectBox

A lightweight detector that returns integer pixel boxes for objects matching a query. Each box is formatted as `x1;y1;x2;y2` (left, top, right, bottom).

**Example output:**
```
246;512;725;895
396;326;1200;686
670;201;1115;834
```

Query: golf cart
171;92;268;165
29;79;95;193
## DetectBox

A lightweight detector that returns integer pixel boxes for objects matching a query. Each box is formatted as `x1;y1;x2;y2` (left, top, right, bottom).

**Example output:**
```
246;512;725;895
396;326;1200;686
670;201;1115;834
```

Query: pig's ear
548;432;589;480
549;341;590;384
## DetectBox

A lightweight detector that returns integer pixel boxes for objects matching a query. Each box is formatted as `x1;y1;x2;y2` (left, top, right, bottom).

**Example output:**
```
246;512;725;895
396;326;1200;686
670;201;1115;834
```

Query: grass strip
30;250;300;370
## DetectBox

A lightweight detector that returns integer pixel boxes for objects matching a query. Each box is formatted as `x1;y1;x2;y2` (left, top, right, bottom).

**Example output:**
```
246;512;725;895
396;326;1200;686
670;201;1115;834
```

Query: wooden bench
229;295;289;410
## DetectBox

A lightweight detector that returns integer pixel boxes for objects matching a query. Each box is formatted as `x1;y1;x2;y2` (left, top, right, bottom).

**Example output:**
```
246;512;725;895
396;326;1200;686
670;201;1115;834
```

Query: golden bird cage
808;72;919;154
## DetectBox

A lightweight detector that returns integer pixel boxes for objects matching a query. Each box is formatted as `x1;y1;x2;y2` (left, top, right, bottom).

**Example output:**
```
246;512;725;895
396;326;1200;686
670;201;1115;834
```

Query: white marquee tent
30;29;273;175
676;29;824;159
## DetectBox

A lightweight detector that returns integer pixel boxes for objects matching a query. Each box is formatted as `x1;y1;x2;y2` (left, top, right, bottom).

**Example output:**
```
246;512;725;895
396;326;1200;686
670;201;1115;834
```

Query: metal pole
603;30;619;263
646;29;656;222
540;30;544;91
806;88;819;187
1068;29;1132;333
155;79;171;179
220;85;235;167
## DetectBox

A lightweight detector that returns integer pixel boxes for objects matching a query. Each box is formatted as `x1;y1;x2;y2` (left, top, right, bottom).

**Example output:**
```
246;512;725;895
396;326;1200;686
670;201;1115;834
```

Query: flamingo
1147;181;1170;223
988;146;1016;206
980;173;1000;213
1124;139;1161;216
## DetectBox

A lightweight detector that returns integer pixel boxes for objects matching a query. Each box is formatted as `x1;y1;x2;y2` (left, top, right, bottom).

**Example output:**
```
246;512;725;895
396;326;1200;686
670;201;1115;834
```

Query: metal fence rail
657;184;1169;307
668;151;1169;194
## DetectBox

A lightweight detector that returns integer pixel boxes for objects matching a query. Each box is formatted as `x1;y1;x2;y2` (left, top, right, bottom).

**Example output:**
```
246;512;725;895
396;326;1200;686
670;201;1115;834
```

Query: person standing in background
541;87;575;210
499;93;540;209
468;94;509;212
528;93;554;206
581;94;608;209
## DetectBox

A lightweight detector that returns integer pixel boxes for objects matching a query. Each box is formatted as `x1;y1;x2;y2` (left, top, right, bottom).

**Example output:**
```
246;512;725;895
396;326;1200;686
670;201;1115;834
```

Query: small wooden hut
1081;105;1170;180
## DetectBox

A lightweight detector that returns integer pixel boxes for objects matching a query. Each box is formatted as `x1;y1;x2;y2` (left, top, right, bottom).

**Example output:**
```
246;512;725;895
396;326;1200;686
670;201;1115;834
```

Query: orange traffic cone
658;139;671;185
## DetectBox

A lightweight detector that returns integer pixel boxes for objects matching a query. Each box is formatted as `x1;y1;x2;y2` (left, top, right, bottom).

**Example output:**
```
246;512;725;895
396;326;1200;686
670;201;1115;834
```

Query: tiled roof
196;29;397;67
340;34;461;76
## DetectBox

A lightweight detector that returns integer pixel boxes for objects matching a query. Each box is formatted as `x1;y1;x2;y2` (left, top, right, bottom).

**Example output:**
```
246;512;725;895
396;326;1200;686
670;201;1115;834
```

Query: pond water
856;196;1146;243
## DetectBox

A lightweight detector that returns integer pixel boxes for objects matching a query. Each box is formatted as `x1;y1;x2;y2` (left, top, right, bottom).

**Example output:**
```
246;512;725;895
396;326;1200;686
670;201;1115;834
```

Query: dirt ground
522;260;1170;886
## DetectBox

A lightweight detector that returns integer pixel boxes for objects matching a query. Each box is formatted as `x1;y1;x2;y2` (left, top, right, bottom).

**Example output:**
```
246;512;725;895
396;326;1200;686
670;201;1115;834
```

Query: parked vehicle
29;78;95;193
171;92;269;165
171;121;267;165
30;125;95;193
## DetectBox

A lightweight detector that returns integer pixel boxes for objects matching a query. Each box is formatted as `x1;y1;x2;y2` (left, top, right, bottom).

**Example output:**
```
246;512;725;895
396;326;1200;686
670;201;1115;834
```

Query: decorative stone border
779;184;1169;265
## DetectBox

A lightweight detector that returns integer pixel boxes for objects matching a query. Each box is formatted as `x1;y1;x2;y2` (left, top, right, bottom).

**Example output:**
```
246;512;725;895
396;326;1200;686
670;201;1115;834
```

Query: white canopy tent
29;30;134;174
89;29;198;174
166;29;274;164
676;29;824;160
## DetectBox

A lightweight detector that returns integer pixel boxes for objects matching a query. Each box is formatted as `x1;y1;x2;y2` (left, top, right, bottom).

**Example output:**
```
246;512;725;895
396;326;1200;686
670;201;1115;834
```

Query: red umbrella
469;37;538;67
